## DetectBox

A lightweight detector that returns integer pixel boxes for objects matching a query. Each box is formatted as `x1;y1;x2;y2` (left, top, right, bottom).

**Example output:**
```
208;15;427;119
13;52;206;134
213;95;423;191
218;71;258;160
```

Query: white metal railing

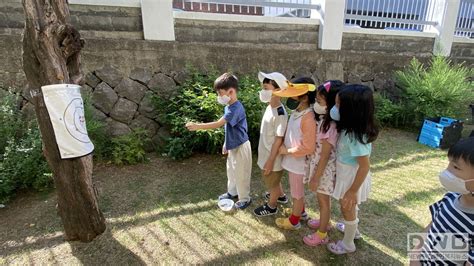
344;0;441;32
174;0;319;18
69;0;140;7
66;0;472;50
455;0;473;38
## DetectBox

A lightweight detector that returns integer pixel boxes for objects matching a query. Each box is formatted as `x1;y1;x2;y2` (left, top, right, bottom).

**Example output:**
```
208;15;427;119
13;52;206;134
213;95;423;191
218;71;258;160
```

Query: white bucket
217;199;234;212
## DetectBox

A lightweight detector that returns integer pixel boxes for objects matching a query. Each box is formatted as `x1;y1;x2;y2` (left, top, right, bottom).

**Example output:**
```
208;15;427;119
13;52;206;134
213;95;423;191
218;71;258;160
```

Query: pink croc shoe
303;233;329;247
307;219;332;231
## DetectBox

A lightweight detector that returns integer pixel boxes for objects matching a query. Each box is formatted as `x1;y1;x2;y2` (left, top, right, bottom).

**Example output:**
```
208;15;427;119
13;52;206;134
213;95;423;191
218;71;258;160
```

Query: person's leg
234;141;252;202
278;183;285;197
291;198;304;222
303;192;331;246
268;171;283;209
268;186;280;209
226;149;238;197
290;172;305;224
340;199;358;251
266;182;286;202
254;170;280;216
317;192;331;235
276;172;304;229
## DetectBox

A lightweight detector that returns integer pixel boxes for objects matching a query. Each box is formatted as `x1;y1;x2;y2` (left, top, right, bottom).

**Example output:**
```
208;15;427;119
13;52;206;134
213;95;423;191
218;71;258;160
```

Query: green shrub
237;76;266;148
83;96;113;161
0;91;26;154
83;95;149;164
154;71;265;160
111;129;149;165
0;127;51;191
0;93;52;203
0;89;152;203
393;56;473;127
374;93;405;128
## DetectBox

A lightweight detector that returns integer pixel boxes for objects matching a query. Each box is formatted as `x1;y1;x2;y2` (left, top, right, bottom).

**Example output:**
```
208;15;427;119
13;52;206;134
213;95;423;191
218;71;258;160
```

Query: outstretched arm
186;117;226;131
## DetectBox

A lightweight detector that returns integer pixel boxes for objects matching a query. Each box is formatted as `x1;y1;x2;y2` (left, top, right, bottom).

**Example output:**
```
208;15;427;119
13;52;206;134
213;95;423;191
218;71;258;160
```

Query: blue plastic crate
419;136;440;148
418;117;462;149
420;120;444;138
439;117;457;127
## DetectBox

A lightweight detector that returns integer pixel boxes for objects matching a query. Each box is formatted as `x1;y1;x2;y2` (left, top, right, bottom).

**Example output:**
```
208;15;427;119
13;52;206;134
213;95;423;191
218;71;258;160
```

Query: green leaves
0;91;28;155
153;71;265;160
374;93;405;128
83;96;113;161
0;90;52;203
111;129;149;165
383;56;473;128
83;96;150;165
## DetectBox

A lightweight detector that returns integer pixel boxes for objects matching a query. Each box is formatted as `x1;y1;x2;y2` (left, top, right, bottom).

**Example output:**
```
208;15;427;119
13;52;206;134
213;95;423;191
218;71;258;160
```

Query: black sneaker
254;203;278;217
264;192;289;204
218;192;238;201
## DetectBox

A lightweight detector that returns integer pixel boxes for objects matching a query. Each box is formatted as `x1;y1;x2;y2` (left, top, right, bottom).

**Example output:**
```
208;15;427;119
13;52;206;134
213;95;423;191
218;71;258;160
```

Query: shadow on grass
371;152;444;172
0;234;65;258
388;186;445;208
69;229;145;265
96;154;233;218
354;186;446;263
371;129;445;166
99;129;441;227
0;129;444;264
108;200;217;230
360;199;425;257
1;229;145;265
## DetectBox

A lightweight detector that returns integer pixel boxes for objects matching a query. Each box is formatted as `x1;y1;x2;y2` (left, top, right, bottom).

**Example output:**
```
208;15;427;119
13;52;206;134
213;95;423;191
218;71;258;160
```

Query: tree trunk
22;0;106;242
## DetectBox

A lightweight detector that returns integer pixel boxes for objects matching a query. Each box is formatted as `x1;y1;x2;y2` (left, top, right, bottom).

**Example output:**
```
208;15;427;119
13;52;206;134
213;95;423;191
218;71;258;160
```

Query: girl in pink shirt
303;80;344;246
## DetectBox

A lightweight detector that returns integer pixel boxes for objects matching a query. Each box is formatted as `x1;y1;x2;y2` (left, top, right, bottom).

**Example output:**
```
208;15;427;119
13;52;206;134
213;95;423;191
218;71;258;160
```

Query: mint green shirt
337;131;371;166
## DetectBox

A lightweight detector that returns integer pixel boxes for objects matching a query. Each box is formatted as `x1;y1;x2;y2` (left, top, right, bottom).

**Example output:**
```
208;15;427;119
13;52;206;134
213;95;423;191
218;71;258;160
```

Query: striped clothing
420;192;474;265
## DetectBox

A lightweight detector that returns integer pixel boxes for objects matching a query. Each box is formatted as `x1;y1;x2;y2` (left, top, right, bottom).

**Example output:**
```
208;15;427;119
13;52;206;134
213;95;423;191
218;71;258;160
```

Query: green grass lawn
0;129;449;265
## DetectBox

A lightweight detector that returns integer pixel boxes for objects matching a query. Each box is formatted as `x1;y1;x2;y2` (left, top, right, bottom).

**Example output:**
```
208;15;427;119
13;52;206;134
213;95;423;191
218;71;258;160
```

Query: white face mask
259;89;273;103
313;102;327;114
439;169;474;194
217;95;231;105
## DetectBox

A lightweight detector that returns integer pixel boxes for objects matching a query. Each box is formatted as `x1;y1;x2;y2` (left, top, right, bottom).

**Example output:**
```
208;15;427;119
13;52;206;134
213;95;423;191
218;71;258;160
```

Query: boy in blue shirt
186;73;252;209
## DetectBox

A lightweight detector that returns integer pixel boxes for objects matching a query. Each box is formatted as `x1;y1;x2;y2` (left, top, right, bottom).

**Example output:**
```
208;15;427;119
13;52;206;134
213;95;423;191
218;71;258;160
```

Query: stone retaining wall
0;1;473;144
0;1;142;32
81;65;177;147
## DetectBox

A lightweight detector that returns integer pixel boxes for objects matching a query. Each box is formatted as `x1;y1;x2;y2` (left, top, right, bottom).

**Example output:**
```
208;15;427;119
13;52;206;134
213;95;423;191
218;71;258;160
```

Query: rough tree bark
22;0;106;242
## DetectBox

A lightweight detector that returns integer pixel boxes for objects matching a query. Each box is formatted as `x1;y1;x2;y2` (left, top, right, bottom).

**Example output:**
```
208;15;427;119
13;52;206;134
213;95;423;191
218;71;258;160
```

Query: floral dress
304;118;338;195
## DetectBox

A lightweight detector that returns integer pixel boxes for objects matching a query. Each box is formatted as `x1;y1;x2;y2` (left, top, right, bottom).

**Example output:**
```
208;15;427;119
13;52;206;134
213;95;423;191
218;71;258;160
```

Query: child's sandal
327;240;356;255
303;233;329;246
307;219;332;231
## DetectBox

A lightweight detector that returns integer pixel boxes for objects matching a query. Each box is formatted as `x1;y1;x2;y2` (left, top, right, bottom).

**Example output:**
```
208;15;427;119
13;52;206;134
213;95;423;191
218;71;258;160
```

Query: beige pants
227;140;252;202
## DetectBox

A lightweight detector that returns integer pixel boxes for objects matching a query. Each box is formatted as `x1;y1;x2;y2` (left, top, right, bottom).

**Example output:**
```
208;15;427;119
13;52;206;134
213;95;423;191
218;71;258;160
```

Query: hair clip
323;82;331;93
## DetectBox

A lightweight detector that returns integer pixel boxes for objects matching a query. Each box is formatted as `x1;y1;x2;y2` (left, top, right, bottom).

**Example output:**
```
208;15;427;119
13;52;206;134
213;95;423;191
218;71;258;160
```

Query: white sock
342;219;359;251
